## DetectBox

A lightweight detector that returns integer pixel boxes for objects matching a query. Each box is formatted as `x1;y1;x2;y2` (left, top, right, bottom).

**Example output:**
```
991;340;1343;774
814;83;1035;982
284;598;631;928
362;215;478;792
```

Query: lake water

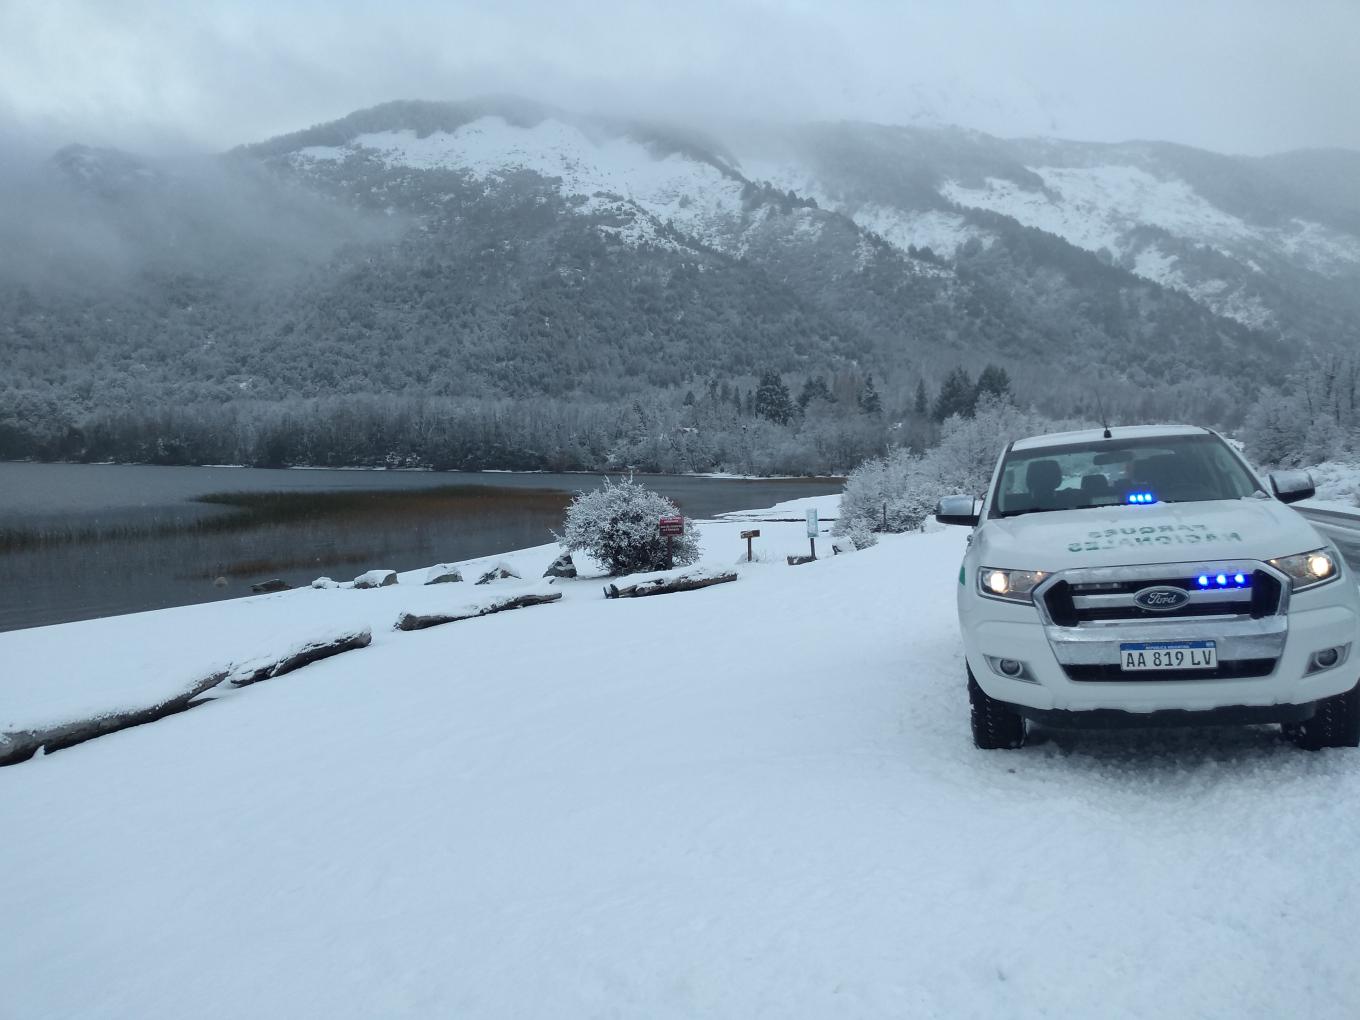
0;463;842;632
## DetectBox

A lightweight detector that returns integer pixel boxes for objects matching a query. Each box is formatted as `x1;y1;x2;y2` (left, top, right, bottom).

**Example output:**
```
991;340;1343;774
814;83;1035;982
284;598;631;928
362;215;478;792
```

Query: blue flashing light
1126;492;1156;505
1196;572;1251;589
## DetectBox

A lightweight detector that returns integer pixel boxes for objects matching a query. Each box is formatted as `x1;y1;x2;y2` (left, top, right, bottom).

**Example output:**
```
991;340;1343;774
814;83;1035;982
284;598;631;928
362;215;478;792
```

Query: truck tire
968;668;1026;750
1288;682;1360;751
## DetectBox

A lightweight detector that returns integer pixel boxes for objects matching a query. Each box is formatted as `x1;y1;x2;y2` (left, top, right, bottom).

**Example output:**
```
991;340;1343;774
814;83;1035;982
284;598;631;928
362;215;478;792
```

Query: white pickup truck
936;425;1360;750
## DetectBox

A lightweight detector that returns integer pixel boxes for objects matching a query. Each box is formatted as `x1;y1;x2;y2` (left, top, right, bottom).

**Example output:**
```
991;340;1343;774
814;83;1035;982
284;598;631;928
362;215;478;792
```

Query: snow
943;166;1254;254
941;165;1360;325
1132;242;1275;329
1299;460;1360;510
737;155;983;264
850;204;982;258
294;118;748;251
5;503;1360;1017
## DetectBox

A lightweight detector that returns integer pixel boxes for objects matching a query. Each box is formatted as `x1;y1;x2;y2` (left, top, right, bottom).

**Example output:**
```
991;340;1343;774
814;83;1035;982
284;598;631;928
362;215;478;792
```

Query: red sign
659;516;685;537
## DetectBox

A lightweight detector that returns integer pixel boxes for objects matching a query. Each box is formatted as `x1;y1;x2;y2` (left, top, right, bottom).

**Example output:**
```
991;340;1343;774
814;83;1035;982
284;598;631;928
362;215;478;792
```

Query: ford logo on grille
1133;586;1190;611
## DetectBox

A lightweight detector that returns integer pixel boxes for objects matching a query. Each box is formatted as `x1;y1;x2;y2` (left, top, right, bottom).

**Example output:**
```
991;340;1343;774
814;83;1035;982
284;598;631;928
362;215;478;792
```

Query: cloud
0;0;1356;155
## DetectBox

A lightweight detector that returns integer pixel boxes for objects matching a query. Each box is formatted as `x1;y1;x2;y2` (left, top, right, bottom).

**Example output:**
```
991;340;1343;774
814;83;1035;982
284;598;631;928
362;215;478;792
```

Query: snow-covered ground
4;494;1360;1018
1298;460;1360;514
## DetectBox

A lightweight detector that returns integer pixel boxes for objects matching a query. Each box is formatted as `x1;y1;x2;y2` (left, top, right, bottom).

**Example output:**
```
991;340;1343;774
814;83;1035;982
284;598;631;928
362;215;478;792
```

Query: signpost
740;528;760;562
659;515;685;569
806;507;819;560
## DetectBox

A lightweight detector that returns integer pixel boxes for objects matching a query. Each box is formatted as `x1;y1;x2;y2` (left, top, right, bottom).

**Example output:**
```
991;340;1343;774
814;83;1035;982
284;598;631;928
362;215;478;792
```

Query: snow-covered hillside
4;499;1360;1018
294;116;750;252
732;126;1360;333
940;164;1360;328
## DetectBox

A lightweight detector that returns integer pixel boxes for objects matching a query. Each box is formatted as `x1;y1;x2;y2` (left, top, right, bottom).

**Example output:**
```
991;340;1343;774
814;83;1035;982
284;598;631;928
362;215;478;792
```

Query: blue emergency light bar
1126;492;1156;504
1196;572;1250;589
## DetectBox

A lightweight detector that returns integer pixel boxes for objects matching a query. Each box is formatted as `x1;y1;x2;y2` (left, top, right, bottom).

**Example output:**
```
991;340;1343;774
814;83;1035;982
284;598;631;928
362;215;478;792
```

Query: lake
0;463;842;632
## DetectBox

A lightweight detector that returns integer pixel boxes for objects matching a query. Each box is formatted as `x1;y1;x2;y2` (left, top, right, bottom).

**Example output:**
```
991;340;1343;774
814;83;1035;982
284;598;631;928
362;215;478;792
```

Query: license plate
1120;640;1217;672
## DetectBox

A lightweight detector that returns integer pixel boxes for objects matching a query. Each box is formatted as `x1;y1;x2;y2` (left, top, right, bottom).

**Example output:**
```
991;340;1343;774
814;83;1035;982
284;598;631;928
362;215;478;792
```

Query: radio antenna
1095;393;1113;439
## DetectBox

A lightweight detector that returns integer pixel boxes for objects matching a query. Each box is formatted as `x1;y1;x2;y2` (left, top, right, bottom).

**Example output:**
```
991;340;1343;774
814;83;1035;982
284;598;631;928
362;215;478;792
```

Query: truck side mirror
935;494;981;527
1269;470;1316;505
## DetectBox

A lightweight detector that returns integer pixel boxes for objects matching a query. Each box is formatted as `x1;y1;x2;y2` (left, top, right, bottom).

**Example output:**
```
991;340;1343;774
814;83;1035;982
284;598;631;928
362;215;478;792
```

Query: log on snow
395;591;563;632
1;628;375;766
0;669;230;767
603;572;738;599
229;629;374;687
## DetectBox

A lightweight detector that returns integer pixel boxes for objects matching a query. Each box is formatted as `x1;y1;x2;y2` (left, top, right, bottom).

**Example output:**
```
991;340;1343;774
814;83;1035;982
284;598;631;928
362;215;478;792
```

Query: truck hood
973;498;1325;572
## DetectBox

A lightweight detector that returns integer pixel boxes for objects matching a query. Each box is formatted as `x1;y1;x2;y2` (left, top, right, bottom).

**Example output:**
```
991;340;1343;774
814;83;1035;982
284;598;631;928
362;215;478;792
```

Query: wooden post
659;515;685;569
740;528;760;562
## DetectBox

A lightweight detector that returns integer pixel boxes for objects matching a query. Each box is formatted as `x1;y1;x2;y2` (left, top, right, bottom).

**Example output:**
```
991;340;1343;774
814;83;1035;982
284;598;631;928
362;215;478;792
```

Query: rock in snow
543;552;577;578
353;569;398;589
475;562;521;585
424;564;464;585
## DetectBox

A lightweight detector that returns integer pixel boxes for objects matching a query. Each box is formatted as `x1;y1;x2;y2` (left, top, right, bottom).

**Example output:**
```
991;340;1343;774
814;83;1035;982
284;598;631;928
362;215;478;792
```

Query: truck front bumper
963;597;1359;716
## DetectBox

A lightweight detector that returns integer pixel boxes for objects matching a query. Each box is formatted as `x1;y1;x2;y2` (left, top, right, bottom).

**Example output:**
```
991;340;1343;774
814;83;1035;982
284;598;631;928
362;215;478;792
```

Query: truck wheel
968;668;1026;750
1289;682;1360;751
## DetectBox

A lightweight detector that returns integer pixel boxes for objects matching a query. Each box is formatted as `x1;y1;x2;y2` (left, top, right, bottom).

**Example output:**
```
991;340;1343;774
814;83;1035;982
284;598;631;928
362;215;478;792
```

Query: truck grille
1063;658;1278;682
1043;570;1283;626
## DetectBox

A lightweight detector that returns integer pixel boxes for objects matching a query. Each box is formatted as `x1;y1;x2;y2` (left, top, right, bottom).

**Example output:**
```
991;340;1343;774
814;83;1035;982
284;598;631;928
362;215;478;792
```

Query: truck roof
1010;424;1211;452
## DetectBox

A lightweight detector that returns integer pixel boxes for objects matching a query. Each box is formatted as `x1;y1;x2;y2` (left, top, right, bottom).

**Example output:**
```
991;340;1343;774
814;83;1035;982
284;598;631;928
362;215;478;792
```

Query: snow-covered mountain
731;124;1360;338
4;96;1358;463
257;100;1360;341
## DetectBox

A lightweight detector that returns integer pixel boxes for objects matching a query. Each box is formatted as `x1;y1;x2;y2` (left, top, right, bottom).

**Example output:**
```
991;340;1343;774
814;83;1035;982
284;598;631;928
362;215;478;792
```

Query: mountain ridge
2;96;1356;468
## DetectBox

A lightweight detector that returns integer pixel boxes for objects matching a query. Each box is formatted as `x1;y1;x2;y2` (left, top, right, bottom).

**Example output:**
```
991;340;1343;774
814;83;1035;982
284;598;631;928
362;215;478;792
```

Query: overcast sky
1;0;1357;156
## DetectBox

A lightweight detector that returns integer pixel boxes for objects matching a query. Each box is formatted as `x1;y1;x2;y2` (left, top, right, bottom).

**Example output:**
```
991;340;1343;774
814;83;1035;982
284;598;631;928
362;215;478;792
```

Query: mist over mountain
2;96;1357;470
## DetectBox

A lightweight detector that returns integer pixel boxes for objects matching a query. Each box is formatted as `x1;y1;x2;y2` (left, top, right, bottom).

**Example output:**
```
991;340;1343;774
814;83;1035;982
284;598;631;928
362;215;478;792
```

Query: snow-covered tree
932;368;976;422
754;372;794;425
859;375;883;415
559;477;701;576
836;397;1092;537
974;364;1011;403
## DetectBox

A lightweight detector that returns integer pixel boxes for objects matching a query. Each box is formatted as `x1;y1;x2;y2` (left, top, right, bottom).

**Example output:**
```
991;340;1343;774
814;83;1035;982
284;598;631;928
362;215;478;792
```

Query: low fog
2;0;1358;158
0;142;402;292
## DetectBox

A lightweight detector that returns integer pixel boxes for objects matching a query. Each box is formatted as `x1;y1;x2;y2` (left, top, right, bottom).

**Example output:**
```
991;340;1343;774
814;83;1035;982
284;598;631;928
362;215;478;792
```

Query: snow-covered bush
559;477;701;576
841;517;879;549
836;397;1093;536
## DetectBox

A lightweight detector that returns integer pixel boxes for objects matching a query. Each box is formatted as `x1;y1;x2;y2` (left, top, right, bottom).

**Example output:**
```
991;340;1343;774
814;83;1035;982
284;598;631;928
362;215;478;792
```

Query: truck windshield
991;434;1262;518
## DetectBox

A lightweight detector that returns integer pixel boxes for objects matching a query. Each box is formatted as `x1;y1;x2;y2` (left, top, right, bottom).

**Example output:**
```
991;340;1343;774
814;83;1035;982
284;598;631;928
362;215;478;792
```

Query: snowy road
4;507;1360;1017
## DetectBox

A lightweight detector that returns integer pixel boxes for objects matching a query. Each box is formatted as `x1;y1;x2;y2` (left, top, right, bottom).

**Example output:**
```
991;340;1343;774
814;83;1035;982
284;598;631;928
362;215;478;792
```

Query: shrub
835;397;1094;536
559;477;702;576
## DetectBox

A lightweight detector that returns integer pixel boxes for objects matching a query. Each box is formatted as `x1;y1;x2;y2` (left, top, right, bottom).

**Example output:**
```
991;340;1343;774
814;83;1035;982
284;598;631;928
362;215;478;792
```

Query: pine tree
859;374;882;415
754;372;794;425
797;376;835;410
974;364;1012;403
932;368;976;422
914;378;929;416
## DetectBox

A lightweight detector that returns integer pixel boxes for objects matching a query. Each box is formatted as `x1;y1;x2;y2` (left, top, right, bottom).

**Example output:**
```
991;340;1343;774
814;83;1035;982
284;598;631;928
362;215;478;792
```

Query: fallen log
1;628;375;766
229;629;374;687
786;555;817;566
395;591;562;632
603;571;738;599
0;669;229;767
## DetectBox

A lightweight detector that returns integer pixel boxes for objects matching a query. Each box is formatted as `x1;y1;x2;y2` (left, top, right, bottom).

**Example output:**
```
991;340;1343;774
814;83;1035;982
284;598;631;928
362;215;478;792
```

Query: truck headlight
978;567;1047;603
1269;548;1339;591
